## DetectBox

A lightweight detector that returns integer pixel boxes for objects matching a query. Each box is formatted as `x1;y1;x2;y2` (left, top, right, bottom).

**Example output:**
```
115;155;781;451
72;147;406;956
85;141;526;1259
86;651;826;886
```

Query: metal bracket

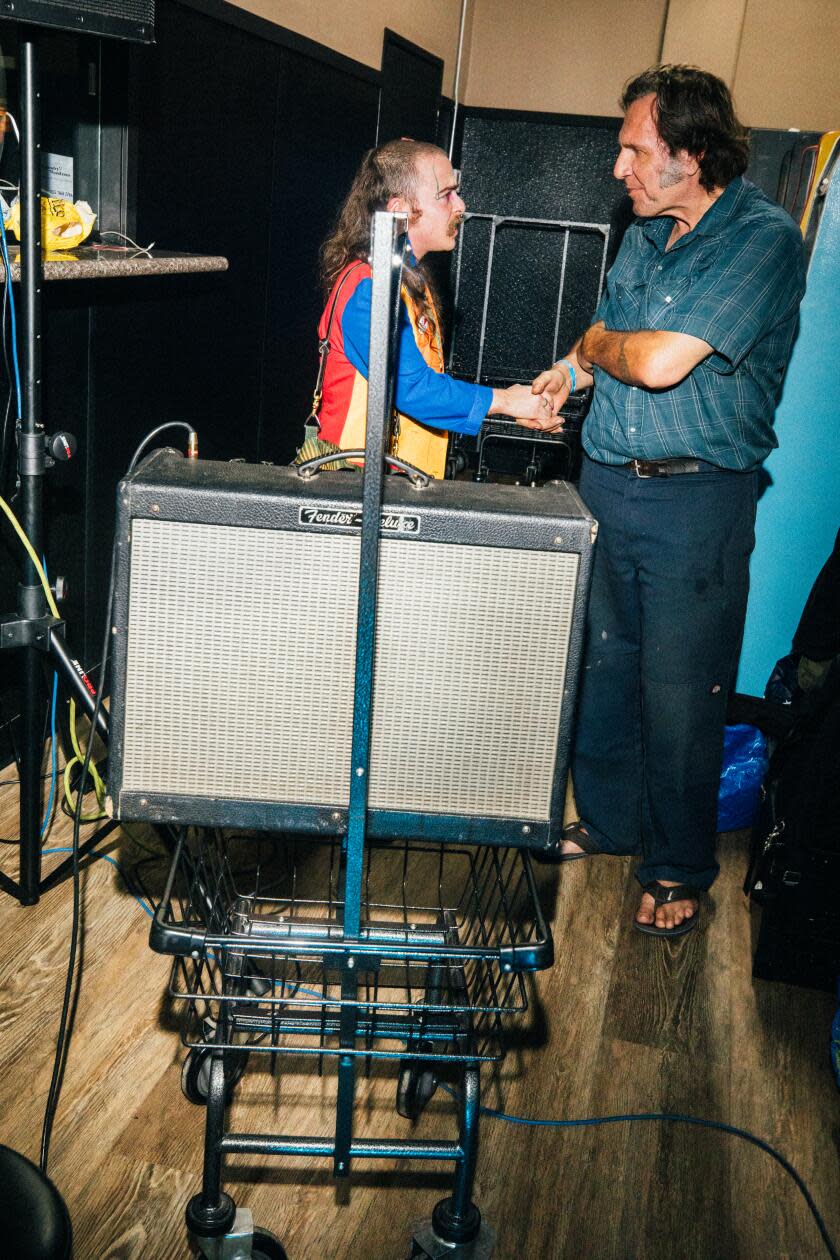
18;427;46;477
411;1218;496;1258
194;1208;254;1260
0;612;62;650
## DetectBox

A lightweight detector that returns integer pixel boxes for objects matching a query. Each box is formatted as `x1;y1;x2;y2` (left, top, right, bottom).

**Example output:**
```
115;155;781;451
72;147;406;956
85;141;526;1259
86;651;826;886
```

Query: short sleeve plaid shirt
584;177;806;470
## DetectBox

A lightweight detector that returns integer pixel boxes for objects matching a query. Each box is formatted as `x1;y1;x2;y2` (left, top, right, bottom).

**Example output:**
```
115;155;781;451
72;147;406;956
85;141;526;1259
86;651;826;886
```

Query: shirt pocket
647;241;724;324
646;273;692;324
609;277;647;329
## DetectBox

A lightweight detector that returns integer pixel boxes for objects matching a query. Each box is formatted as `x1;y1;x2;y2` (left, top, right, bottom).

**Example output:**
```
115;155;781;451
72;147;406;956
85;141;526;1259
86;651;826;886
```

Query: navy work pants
571;454;758;891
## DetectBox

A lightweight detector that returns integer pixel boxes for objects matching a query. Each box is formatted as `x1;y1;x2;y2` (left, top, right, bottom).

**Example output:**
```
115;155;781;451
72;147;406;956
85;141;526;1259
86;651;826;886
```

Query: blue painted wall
737;161;840;695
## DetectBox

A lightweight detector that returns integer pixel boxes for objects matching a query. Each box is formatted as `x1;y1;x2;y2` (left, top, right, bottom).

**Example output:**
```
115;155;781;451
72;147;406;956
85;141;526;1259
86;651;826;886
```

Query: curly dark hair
621;64;749;192
319;138;447;338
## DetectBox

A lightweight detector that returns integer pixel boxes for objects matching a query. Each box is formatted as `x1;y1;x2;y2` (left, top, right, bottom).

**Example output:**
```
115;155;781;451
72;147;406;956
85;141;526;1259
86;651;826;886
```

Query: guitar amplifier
106;450;596;850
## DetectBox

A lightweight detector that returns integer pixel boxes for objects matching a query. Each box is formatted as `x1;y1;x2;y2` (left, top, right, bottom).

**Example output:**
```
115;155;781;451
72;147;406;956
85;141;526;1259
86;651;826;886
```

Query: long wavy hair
621;65;749;192
320;139;446;338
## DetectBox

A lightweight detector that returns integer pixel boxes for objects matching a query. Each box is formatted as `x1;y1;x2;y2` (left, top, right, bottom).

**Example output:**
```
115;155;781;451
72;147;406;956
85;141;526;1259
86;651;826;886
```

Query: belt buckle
632;458;655;478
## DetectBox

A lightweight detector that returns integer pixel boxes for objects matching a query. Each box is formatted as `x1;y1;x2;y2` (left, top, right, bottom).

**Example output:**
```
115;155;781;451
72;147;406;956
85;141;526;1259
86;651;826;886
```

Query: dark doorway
378;29;443;146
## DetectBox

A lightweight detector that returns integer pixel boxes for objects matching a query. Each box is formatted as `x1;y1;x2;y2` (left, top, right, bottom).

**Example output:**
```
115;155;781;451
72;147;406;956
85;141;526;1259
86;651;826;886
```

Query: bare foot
561;824;589;857
564;821;596;861
635;880;698;931
561;837;586;856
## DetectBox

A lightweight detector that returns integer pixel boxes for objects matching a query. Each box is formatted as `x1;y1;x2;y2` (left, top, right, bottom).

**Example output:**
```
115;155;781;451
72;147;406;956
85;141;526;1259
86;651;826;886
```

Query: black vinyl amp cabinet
106;451;597;850
0;0;153;42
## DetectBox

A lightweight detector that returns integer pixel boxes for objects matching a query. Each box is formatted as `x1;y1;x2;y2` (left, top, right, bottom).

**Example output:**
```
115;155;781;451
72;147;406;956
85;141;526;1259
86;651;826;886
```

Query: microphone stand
0;30;116;905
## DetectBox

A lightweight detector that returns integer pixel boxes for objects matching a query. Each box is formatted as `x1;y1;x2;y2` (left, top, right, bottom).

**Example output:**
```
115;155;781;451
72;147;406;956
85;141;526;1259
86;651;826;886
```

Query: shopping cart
150;828;553;1258
108;211;595;1258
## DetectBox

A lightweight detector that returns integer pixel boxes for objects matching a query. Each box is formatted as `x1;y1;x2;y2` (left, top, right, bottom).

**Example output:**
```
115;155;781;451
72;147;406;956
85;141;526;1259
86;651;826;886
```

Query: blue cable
439;1083;838;1260
0;206;22;418
40;670;58;838
42;848;154;919
39;836;836;1257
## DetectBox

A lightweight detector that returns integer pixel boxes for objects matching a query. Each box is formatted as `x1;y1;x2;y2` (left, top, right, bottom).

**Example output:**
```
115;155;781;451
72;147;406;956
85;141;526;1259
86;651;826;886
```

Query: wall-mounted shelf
0;245;229;282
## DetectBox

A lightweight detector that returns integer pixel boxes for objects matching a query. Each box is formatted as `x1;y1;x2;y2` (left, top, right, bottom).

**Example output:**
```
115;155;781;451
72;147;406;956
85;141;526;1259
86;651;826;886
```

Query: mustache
448;212;464;235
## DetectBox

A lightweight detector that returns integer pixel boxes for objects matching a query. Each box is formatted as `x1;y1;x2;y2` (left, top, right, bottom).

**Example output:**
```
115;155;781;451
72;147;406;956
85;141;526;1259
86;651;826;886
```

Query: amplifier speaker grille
122;518;579;820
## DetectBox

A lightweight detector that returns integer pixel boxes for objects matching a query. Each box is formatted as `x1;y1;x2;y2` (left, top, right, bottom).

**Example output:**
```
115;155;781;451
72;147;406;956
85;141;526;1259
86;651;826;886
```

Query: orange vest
317;264;450;480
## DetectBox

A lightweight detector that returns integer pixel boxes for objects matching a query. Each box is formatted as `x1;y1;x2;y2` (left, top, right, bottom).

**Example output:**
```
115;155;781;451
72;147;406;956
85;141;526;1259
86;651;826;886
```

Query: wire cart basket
151;827;552;1257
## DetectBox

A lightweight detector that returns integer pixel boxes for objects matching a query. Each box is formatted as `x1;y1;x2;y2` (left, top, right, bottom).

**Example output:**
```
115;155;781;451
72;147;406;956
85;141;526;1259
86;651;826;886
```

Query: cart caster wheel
397;1061;439;1120
251;1227;288;1260
181;1047;249;1105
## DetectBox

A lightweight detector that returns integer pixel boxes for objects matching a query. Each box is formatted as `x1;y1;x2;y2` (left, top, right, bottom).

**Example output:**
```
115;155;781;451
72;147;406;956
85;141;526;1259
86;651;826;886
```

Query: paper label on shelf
42;153;73;199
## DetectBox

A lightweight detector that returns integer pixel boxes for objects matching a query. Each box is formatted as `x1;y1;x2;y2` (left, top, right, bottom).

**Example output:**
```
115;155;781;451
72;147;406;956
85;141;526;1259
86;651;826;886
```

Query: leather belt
624;457;707;477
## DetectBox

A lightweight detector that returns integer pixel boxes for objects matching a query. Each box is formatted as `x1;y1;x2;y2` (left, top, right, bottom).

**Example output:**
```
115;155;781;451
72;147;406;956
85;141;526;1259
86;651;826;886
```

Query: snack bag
4;195;96;251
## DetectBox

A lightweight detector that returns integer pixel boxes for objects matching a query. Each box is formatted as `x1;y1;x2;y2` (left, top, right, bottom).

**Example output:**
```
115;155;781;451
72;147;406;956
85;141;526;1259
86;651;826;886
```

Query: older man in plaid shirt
526;65;806;937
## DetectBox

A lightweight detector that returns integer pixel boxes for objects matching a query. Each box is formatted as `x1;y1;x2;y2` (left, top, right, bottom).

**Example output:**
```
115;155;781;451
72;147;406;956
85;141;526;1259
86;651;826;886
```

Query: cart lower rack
150;827;553;1258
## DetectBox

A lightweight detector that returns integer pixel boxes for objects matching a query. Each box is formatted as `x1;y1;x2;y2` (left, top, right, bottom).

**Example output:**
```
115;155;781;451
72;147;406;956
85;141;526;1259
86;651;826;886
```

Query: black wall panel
450;111;632;385
261;49;378;464
378;29;442;146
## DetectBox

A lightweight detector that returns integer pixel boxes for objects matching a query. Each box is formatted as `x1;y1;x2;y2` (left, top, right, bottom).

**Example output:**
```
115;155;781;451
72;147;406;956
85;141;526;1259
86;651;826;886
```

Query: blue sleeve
341;278;492;435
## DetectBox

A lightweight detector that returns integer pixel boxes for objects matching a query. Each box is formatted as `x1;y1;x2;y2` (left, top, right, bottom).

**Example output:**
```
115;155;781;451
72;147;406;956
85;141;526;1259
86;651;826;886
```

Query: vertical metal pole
446;213;467;371
474;217;499;384
17;35;45;904
448;0;470;162
343;211;405;941
450;1066;481;1222
336;212;405;1177
551;228;571;365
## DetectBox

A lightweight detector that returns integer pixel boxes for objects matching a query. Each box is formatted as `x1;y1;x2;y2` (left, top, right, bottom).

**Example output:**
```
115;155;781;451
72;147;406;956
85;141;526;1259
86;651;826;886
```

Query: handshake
489;359;586;434
489;365;572;433
487;323;600;432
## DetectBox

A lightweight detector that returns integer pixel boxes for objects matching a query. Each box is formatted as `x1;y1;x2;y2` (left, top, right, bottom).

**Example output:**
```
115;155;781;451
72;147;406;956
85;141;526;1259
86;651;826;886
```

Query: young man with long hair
313;139;556;478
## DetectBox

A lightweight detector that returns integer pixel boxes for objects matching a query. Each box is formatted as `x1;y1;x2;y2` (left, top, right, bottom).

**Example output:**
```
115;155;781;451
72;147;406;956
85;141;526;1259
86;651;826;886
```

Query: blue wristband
557;359;577;394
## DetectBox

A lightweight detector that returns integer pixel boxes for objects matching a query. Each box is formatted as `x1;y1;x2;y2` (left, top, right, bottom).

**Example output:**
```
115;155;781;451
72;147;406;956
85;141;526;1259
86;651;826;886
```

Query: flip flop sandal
557;822;603;863
634;880;700;937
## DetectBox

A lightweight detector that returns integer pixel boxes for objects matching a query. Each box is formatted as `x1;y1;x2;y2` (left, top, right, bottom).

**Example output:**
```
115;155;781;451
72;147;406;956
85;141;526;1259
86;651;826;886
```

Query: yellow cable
64;697;106;819
0;494;60;618
0;493;105;818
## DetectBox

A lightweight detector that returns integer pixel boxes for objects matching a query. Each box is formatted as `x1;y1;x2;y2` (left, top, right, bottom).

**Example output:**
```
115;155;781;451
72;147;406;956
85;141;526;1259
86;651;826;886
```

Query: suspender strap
307;261;366;431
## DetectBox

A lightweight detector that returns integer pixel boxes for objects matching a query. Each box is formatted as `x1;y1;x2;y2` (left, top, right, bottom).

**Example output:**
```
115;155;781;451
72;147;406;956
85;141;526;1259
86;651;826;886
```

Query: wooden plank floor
1;779;838;1260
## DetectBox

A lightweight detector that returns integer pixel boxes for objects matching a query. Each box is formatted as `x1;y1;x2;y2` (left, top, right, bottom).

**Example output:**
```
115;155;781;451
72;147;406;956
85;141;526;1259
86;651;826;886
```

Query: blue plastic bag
716;723;769;832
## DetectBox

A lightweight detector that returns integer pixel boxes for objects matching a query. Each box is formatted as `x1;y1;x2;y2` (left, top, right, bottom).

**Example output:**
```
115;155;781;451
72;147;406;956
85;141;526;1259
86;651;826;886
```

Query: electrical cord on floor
43;848;154;919
36;419;199;1174
38;546;114;1175
439;1082;839;1260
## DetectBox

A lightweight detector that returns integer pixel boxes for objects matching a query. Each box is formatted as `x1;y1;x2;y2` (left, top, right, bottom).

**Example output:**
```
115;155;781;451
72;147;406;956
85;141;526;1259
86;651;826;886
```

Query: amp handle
295;450;431;489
